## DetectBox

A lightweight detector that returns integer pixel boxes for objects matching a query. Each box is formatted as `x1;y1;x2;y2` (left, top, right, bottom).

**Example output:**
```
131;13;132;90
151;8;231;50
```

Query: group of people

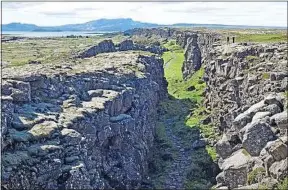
227;36;236;43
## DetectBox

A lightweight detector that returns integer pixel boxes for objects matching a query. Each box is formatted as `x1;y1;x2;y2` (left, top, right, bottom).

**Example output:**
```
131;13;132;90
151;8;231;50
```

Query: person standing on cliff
227;36;230;44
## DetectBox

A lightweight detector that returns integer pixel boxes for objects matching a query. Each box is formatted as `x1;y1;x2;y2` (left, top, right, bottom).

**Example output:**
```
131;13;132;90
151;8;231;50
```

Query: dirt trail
163;118;194;189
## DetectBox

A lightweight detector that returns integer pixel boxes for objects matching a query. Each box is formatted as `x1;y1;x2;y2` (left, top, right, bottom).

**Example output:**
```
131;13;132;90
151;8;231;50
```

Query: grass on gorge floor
148;121;179;189
161;40;219;143
2;34;128;67
150;40;218;189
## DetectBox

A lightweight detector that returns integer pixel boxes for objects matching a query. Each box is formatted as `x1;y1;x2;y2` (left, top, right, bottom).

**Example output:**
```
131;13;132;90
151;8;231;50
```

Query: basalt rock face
204;42;287;134
124;28;179;39
177;32;221;78
201;42;288;189
78;39;166;58
79;40;116;58
1;52;167;189
180;31;287;188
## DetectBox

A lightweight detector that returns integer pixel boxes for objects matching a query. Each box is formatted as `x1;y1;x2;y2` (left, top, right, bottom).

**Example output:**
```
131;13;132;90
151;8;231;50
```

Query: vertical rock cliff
177;32;221;78
1;52;167;189
181;32;287;189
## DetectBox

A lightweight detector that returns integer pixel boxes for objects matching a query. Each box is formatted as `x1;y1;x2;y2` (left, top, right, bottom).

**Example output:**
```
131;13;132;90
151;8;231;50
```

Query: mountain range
2;18;285;32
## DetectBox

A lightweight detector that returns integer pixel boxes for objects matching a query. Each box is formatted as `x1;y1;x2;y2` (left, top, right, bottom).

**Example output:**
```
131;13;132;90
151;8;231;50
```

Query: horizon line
2;18;287;28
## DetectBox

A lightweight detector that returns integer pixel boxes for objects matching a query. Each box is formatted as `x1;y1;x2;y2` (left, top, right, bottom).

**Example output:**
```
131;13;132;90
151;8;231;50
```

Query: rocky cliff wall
78;39;166;58
204;42;288;189
181;32;288;189
124;28;179;39
1;52;167;189
176;32;221;78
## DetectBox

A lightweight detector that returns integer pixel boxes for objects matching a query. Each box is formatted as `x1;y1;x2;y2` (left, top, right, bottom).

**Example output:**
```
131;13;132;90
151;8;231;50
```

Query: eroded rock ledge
1;52;167;189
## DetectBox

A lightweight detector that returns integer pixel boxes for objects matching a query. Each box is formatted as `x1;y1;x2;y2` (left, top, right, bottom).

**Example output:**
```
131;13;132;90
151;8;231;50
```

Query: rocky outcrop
78;39;166;58
124;28;179;39
177;32;221;78
204;43;287;132
214;95;287;189
199;41;288;188
1;52;167;189
79;40;116;58
178;29;287;189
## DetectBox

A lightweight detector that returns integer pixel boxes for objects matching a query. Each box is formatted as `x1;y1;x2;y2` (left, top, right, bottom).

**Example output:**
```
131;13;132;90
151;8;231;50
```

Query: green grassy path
149;40;218;189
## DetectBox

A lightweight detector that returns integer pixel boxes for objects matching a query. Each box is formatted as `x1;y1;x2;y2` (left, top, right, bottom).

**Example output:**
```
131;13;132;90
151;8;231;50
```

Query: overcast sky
2;2;287;27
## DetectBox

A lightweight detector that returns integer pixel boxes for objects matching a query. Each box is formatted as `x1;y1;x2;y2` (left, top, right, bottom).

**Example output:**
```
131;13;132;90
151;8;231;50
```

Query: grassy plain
2;34;127;67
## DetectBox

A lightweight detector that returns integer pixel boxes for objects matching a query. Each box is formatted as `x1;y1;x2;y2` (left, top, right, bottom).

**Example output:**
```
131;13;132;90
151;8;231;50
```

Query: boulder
263;104;282;115
264;93;284;110
242;122;276;156
269;159;288;180
270;111;287;131
233;101;266;131
233;113;252;131
259;147;275;175
261;139;287;162
252;112;270;122
221;149;251;189
246;101;267;114
216;134;233;159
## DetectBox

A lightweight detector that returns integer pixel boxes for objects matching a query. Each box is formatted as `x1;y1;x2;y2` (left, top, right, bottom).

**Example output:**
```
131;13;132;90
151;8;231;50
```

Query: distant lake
2;31;114;37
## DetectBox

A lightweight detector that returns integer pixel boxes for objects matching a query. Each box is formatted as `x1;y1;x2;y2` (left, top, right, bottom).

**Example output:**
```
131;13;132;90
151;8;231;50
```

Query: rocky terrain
176;31;221;78
179;31;287;189
1;28;287;190
78;39;166;58
208;43;287;189
1;50;167;189
124;28;179;39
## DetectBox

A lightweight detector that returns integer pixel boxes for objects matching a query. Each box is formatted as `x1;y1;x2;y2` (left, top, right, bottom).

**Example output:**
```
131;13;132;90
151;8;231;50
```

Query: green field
232;32;287;43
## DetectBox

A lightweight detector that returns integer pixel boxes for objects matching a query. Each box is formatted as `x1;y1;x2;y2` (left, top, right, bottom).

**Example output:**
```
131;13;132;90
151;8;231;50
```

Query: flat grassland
1;34;127;67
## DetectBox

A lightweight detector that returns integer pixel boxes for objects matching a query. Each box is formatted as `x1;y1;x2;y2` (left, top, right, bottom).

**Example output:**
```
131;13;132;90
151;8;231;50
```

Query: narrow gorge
1;28;287;190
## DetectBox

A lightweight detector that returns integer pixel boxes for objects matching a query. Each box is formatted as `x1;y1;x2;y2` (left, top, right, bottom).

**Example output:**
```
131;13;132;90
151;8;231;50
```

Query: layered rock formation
207;43;287;189
179;32;287;189
1;51;167;189
78;39;166;58
176;32;221;78
123;28;179;39
203;42;287;188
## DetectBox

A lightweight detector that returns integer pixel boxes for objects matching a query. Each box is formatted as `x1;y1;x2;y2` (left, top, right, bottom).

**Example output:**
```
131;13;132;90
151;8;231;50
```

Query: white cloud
2;2;287;27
